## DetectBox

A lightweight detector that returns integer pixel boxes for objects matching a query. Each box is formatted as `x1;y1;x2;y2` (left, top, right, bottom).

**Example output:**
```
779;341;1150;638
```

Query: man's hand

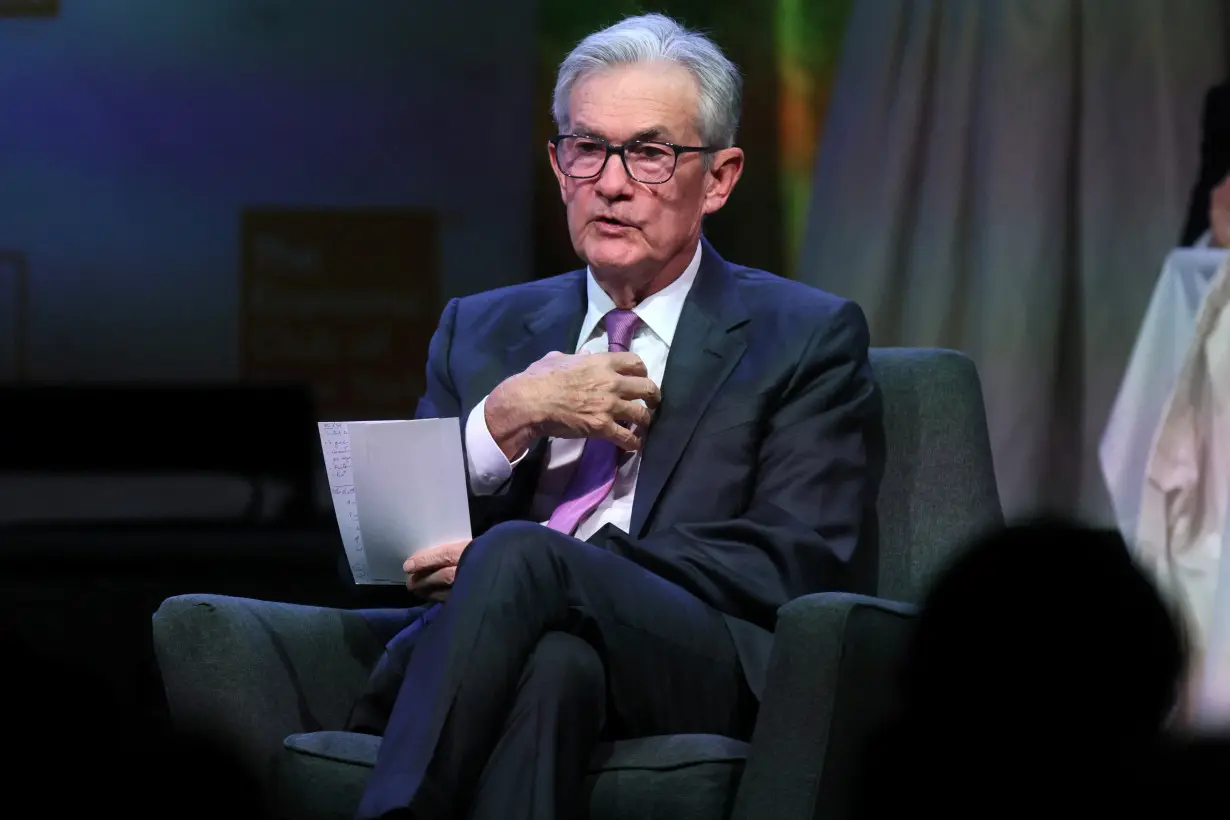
485;350;660;459
1210;173;1230;248
404;540;470;602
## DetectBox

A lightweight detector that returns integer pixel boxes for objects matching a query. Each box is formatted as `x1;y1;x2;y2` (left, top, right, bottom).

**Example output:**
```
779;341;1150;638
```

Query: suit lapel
630;238;748;537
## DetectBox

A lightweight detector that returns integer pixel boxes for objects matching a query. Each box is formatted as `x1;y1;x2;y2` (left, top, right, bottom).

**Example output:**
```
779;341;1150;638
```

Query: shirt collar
579;240;703;349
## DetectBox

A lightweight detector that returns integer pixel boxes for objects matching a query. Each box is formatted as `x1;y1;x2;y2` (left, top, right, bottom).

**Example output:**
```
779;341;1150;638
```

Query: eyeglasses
550;135;717;184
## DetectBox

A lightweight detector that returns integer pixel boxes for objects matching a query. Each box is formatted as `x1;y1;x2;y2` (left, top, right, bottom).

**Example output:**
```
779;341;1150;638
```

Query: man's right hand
484;351;661;459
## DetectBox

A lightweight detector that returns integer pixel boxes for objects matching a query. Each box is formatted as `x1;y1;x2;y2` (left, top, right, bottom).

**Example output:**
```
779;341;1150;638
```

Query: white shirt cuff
464;396;527;495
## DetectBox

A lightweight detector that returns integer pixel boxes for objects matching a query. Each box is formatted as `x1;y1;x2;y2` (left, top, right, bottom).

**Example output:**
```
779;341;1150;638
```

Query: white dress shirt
464;240;702;541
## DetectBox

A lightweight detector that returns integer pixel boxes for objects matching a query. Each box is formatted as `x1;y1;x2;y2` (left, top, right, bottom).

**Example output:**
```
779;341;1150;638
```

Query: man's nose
594;151;634;198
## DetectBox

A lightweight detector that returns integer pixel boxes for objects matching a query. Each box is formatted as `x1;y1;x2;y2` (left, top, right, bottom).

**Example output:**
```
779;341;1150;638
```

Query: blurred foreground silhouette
854;520;1191;817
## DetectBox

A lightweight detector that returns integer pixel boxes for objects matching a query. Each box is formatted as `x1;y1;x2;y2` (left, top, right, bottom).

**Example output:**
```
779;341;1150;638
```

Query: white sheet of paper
317;422;373;584
347;417;472;584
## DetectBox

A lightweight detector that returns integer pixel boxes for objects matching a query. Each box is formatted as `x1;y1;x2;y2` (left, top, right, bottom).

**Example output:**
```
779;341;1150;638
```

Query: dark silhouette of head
855;520;1187;818
901;519;1184;746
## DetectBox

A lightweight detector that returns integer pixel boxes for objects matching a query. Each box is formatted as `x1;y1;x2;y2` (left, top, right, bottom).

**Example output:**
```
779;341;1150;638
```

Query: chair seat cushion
275;730;748;820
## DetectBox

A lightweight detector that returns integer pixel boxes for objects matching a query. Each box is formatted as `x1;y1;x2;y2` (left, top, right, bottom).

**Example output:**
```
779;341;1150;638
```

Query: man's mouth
595;216;631;228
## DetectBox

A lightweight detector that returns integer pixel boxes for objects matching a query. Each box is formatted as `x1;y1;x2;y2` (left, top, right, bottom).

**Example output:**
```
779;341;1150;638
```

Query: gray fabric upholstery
152;346;1001;820
585;735;748;820
728;348;1002;820
154;593;748;819
869;347;1003;602
151;595;395;786
729;594;916;820
275;731;747;820
275;732;379;820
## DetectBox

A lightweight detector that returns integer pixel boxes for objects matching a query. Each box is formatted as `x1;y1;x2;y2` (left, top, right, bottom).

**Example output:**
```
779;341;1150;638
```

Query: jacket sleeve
414;298;540;533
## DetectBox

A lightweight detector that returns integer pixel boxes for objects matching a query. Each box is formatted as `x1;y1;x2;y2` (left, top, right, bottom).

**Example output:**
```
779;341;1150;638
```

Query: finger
409;568;435;586
409;557;452;576
406;569;435;592
420;568;457;602
615;375;661;407
543;350;565;359
613;399;653;429
603;352;648;377
408;565;456;595
597;419;641;452
405;540;469;574
412;566;457;587
405;546;443;574
405;553;448;575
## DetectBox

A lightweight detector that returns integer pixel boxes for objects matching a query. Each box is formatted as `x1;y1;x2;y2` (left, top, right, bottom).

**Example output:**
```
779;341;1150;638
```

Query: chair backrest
869;347;1002;603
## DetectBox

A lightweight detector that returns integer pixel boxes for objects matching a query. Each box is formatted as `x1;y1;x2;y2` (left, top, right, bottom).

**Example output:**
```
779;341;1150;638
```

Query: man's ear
702;147;745;216
549;141;568;202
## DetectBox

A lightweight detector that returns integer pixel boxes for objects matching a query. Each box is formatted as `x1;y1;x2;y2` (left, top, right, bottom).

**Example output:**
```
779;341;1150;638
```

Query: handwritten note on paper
318;418;472;585
317;422;379;585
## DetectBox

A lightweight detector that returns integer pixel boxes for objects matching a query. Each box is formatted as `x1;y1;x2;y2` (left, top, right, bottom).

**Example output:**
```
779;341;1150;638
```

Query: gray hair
552;14;743;149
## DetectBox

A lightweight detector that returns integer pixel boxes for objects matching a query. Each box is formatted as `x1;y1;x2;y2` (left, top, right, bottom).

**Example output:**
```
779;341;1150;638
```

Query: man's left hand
404;540;470;602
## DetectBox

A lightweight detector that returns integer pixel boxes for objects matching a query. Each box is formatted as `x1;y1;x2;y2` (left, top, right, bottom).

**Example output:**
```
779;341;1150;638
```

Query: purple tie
546;308;642;535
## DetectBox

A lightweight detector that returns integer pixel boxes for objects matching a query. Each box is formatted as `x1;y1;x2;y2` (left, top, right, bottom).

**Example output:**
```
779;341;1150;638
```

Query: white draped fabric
1103;250;1230;724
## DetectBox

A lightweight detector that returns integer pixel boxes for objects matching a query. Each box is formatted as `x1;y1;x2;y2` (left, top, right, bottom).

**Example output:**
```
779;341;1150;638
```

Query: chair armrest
152;593;403;780
731;592;917;820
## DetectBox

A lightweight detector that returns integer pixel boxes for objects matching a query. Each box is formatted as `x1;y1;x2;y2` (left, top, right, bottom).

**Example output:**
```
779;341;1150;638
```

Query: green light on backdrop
776;0;853;270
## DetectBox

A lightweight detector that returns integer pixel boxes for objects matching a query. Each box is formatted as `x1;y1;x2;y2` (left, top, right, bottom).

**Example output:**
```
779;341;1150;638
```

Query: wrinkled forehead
566;62;702;144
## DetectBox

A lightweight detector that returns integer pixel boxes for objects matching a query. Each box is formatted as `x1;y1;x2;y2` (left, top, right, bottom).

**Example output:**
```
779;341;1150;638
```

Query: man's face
550;62;743;281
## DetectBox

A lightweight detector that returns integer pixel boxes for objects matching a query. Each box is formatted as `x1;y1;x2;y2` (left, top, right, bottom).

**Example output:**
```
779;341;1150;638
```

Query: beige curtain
799;0;1229;521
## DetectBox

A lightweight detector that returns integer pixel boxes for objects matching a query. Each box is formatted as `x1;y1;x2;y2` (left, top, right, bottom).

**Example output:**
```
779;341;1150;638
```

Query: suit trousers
352;520;756;820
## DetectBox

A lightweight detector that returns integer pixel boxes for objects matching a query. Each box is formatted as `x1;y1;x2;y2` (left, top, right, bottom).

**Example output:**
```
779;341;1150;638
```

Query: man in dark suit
1182;78;1230;247
350;13;883;820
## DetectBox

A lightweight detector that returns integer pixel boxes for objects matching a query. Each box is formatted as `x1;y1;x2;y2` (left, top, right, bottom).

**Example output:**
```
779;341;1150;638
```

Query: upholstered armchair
154;347;1001;820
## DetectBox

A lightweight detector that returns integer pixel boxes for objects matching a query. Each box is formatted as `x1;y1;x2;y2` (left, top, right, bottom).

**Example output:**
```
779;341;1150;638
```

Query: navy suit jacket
414;237;884;697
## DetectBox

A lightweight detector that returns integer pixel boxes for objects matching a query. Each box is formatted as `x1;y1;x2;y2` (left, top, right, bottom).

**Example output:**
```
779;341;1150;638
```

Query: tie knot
604;309;641;353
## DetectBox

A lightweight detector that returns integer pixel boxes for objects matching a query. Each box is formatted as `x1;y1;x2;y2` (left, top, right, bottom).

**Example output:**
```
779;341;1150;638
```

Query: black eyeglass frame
549;134;718;184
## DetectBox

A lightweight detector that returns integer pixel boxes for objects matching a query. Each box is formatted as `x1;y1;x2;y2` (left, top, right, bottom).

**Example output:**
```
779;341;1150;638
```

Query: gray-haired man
351;14;882;820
